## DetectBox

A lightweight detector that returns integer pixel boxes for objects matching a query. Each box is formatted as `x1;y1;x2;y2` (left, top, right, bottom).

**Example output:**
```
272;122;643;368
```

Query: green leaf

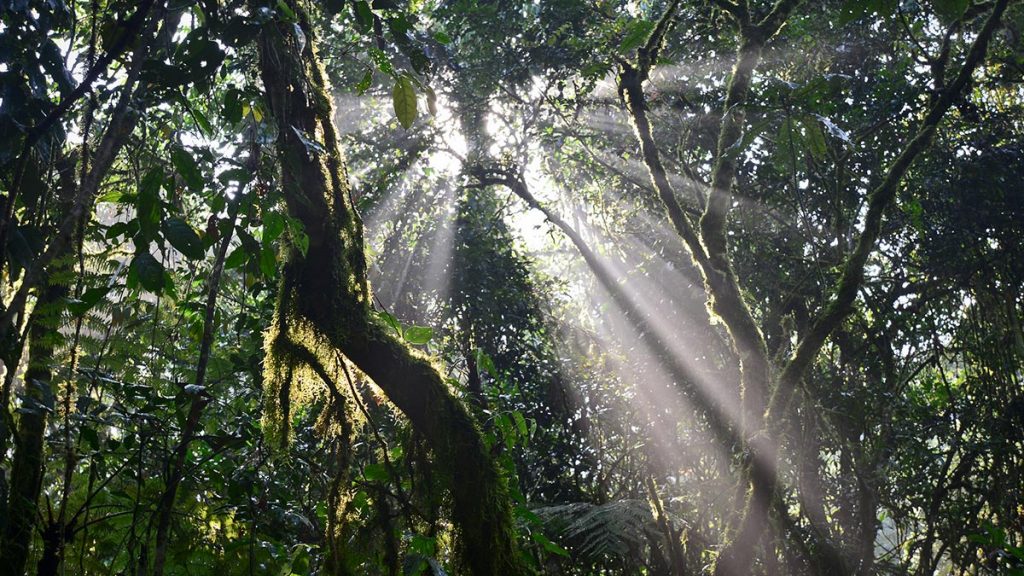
933;0;969;21
170;147;203;191
799;116;827;160
163;217;205;260
408;535;436;557
775;117;799;168
532;531;570;557
67;286;111;316
223;88;243;124
404;325;433;345
97;189;126;203
355;70;373;95
375;310;402;336
106;220;138;240
352;0;374;32
495;413;513;440
903;197;926;233
392;75;417;129
475;348;497;377
81;426;100;450
130;252;165;293
367;46;393;74
618;20;655;54
432;30;451;44
276;0;297;22
258;246;277;278
190;105;213;136
364;463;389;482
512;411;529;439
263;212;286;243
136;168;164;240
224;247;247;269
174;33;225;84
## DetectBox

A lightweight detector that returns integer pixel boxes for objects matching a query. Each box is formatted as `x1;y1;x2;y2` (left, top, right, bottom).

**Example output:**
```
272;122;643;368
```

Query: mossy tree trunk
0;150;81;576
253;4;527;575
0;273;66;576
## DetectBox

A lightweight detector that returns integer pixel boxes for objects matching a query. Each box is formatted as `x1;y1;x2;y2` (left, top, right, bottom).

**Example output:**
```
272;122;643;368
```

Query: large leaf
129;252;165;293
67;286;111;316
351;0;373;32
404;325;433;345
223;88;244;124
618;20;655;54
258;246;277;278
136;168;164;240
172;30;226;85
355;70;373;95
263;211;286;243
170;147;203;191
163;217;205;260
800;116;828;160
224;247;247;269
392;75;417;129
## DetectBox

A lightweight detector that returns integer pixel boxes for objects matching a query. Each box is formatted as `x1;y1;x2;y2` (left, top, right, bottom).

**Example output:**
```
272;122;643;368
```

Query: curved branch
470;167;739;454
254;5;527;573
772;0;1012;421
0;7;179;340
0;0;160;236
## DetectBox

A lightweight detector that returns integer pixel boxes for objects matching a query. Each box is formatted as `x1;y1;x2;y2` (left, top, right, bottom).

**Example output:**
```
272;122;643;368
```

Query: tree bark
151;201;238;576
254;4;527;574
617;1;1010;574
0;275;66;576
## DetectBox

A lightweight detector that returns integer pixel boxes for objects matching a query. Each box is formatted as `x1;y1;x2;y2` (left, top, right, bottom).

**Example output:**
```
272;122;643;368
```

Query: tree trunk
253;4;526;574
0;279;65;576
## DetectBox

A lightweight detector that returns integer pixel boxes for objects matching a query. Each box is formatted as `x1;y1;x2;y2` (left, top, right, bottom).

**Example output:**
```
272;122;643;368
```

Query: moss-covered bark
0;152;79;576
0;274;65;576
253;3;527;574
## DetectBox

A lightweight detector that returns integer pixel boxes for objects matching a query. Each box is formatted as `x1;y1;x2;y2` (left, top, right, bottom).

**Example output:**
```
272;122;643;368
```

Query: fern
533;499;669;561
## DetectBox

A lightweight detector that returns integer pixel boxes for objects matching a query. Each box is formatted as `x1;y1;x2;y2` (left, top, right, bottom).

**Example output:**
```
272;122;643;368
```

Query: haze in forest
0;1;1022;575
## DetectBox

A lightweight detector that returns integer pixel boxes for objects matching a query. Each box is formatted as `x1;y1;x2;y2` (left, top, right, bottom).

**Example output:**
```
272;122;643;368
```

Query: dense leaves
1;0;1022;575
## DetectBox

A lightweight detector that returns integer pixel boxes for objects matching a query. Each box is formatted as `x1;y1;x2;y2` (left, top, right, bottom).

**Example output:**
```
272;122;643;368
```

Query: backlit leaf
392;75;417;129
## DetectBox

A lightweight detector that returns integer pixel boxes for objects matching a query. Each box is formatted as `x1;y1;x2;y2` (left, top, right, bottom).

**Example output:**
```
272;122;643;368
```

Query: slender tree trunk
614;1;1010;574
646;475;687;576
0;148;81;576
151;203;238;576
0;279;65;576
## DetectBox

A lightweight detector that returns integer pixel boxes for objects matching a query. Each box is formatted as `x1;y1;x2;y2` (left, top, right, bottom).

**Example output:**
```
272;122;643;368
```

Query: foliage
0;0;1022;575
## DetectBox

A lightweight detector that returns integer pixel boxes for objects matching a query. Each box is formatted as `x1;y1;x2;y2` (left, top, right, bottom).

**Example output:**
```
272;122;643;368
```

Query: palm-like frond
534;499;663;561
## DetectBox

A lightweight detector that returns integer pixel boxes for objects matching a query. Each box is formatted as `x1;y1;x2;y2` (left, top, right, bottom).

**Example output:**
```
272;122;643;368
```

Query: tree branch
772;0;1011;421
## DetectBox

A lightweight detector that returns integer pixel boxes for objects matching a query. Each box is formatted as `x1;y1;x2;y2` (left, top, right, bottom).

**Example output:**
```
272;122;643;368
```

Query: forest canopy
1;0;1022;575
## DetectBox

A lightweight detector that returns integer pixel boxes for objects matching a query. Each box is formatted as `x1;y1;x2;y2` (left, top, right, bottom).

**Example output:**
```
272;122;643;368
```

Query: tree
1;0;1022;574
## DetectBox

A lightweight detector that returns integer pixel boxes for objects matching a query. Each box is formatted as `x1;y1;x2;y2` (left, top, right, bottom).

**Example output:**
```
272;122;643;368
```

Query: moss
253;2;530;573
